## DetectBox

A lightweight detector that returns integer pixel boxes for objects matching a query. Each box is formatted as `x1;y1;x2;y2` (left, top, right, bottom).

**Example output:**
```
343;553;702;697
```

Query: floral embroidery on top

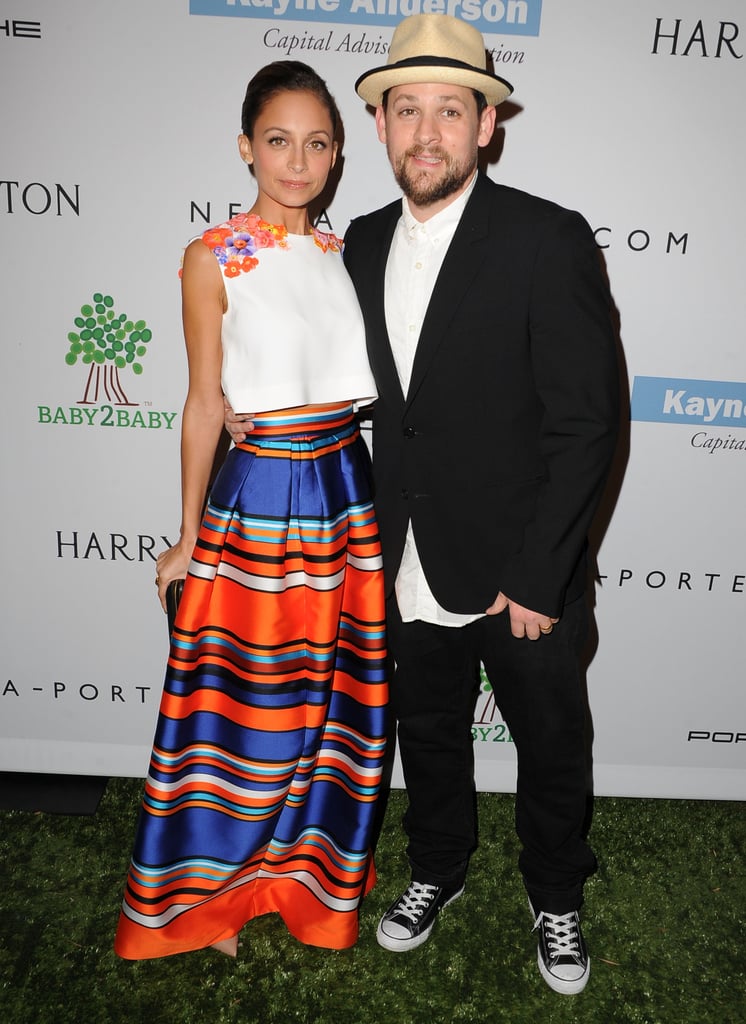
201;214;289;278
180;216;344;278
310;226;343;254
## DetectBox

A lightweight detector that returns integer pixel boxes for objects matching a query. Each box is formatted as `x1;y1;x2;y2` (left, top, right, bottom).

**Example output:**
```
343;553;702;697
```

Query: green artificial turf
0;779;743;1024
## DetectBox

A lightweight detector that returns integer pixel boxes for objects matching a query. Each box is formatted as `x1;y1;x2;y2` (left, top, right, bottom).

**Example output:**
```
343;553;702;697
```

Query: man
228;14;619;995
344;14;618;995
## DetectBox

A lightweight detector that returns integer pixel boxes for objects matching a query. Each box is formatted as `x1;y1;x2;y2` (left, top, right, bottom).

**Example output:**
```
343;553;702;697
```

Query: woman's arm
156;238;225;610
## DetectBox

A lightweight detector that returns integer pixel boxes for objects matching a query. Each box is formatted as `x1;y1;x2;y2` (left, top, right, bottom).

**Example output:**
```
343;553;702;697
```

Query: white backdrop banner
1;1;744;799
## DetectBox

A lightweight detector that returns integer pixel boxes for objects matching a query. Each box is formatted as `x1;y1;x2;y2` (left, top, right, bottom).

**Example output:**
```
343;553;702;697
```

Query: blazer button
403;426;416;438
401;489;409;500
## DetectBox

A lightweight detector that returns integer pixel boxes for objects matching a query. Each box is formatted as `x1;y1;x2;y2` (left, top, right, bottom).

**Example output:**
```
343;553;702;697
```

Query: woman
114;62;387;959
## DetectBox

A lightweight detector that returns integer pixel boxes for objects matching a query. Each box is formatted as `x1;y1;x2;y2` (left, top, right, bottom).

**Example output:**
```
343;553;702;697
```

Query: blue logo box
631;376;746;427
190;0;543;36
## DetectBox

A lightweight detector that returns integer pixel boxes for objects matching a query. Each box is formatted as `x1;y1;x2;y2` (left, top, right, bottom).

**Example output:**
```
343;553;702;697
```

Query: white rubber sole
537;951;590;995
376;886;464;952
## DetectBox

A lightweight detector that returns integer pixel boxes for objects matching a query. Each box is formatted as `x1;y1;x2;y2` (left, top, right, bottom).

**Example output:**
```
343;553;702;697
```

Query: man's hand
223;396;254;443
485;591;559;640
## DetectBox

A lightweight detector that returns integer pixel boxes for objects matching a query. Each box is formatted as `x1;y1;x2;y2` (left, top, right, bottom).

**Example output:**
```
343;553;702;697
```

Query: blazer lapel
405;176;493;409
363;208;405;407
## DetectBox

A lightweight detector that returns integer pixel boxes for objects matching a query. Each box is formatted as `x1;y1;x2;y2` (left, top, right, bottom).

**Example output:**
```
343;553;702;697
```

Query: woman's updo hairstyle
241;61;340;140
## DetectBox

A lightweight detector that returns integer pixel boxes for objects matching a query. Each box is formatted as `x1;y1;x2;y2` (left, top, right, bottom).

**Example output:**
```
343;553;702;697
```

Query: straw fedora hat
355;14;513;107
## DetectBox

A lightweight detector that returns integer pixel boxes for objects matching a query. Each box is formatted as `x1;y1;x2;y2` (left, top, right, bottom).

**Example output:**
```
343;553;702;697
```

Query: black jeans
387;594;597;913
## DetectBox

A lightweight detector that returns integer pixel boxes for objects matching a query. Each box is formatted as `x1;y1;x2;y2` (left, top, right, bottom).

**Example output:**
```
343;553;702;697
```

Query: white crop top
195;214;377;413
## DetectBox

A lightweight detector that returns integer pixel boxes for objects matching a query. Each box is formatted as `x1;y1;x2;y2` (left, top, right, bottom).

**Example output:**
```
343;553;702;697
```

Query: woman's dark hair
241;61;340;140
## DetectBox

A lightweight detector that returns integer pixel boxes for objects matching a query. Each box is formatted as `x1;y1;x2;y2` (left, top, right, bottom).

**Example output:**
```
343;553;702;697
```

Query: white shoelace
391;882;439;923
533;911;582;958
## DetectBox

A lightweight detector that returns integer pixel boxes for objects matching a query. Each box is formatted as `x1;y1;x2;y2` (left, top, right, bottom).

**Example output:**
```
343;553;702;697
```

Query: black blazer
344;173;619;618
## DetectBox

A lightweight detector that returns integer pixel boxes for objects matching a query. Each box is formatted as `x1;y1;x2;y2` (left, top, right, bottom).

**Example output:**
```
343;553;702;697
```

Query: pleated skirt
114;403;387;958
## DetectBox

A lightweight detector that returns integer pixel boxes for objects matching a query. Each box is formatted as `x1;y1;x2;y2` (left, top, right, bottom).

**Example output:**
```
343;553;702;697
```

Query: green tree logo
476;668;497;724
65;292;152;406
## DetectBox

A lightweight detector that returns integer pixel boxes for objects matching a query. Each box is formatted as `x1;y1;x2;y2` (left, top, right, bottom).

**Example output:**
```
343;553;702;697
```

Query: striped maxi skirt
114;403;388;958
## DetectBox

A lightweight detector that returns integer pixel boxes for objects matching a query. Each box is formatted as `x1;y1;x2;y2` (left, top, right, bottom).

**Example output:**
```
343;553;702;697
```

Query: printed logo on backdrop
632;376;746;427
66;293;151;406
37;291;178;432
687;729;744;746
188;198;343;236
1;179;78;216
0;18;41;39
598;565;746;597
607;377;746;600
594;226;688;255
472;667;514;746
190;0;542;37
651;18;742;58
631;376;746;455
2;676;155;707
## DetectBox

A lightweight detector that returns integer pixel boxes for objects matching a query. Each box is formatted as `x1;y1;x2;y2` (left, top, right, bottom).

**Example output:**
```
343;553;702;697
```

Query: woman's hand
155;541;193;612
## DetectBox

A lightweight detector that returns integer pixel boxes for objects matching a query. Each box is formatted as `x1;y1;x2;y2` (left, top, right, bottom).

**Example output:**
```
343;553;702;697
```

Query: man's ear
374;106;387;145
477;105;497;148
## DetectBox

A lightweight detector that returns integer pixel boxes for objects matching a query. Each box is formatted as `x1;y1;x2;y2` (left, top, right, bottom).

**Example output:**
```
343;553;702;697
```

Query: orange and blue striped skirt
114;403;387;957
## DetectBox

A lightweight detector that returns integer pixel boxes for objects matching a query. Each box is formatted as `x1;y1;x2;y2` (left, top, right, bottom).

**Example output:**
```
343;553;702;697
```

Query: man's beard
393;145;476;207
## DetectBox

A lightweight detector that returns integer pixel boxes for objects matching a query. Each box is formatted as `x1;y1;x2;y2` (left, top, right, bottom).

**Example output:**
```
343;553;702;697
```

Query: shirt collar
400;170;478;240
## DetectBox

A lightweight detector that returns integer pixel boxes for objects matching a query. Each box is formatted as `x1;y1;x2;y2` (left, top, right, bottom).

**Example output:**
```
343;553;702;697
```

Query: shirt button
415;262;423;270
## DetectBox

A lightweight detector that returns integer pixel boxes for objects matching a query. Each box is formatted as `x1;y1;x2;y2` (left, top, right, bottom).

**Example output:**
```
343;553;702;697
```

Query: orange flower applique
197;215;290;277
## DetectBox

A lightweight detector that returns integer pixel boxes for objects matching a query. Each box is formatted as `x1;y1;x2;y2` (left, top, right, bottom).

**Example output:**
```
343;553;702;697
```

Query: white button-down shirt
384;173;483;626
